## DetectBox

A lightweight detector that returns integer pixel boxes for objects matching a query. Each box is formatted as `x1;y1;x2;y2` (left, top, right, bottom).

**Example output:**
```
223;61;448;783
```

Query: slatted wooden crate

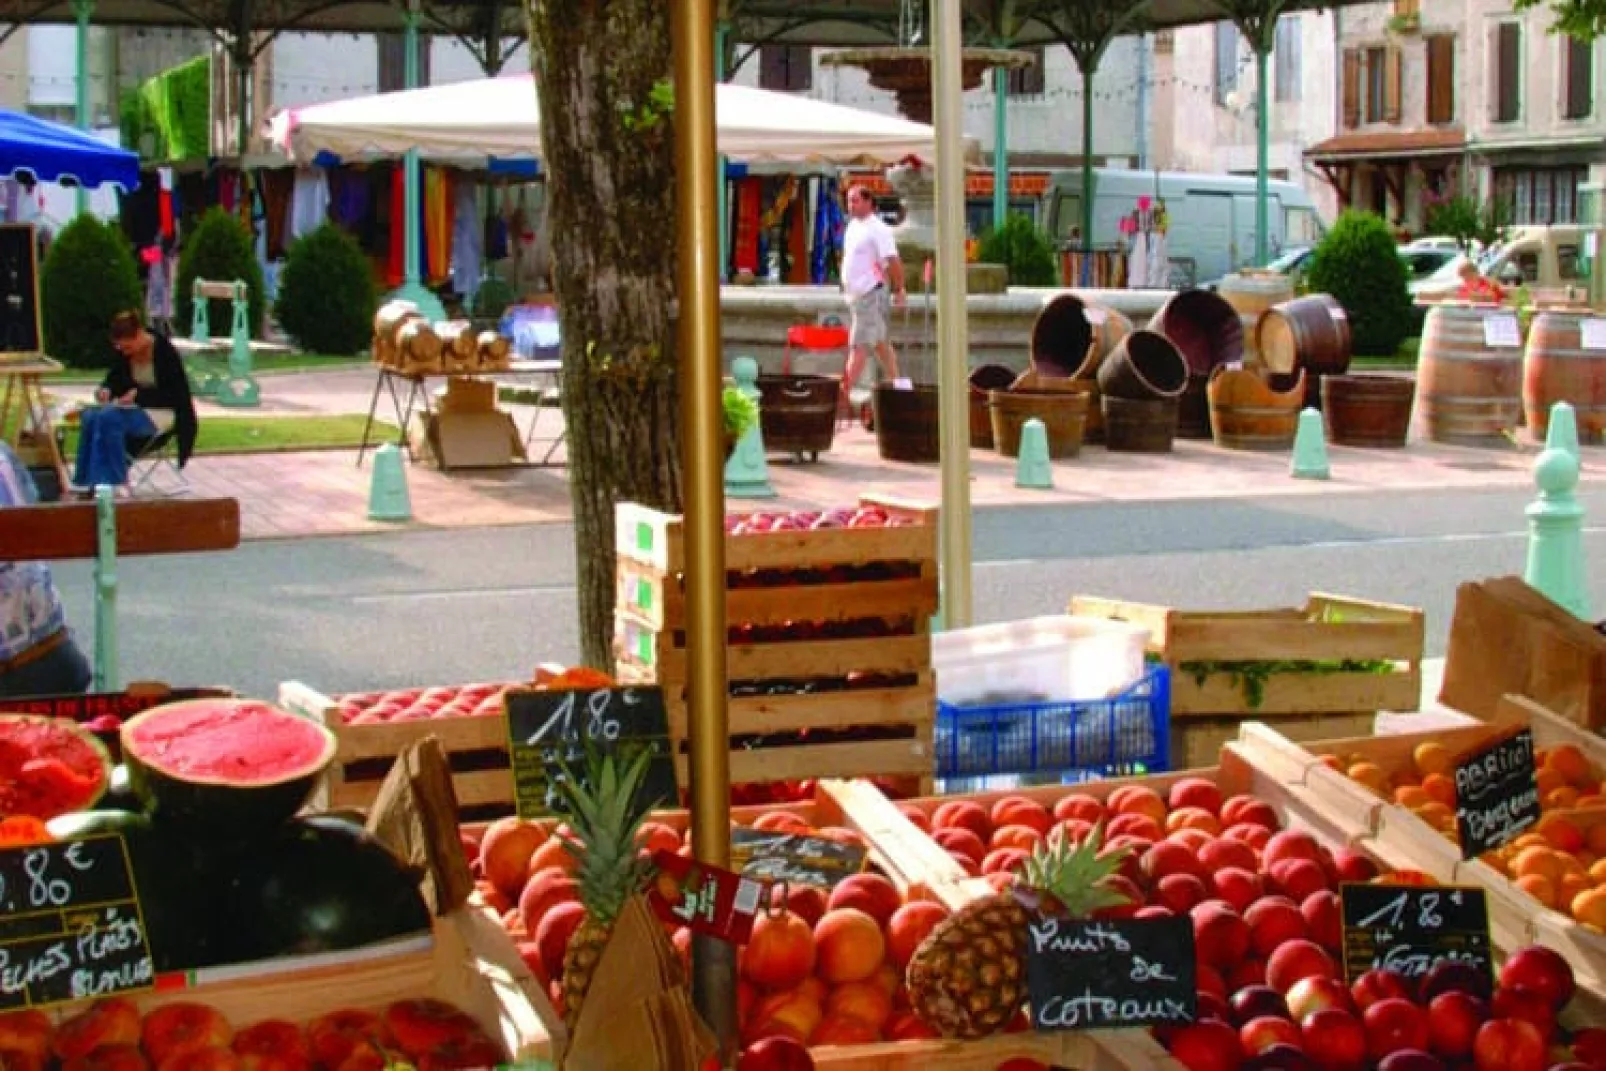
1069;592;1424;767
613;495;941;790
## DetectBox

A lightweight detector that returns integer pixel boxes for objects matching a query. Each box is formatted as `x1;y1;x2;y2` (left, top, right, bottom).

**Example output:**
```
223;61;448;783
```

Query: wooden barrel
873;383;941;462
1524;310;1606;444
757;374;839;459
1208;367;1305;450
1103;396;1178;453
989;387;1091;459
1255;294;1354;380
1029;294;1094;377
1321;374;1414;447
1218;271;1294;367
1151;289;1246;375
1097;330;1189;401
968;365;1016;449
1415;304;1524;444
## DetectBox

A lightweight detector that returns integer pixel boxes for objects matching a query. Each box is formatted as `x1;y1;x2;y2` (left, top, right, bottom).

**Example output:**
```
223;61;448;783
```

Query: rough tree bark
526;0;682;669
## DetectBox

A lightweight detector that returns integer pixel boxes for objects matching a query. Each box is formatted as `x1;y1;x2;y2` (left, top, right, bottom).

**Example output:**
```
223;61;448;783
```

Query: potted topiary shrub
176;208;266;339
1305;210;1414;358
41;216;143;370
274;224;377;356
978;213;1059;288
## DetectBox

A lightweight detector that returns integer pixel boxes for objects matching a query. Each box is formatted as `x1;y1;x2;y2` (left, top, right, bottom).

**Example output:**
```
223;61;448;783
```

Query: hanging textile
388;165;405;287
452;177;482;299
259;170;292;258
732;178;761;276
157;169;174;242
811;178;845;285
786;193;809;285
485;189;509;261
288;167;329;244
424;168;451;284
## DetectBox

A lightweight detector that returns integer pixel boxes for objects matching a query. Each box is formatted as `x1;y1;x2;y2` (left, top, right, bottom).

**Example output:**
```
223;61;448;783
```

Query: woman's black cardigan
98;334;198;468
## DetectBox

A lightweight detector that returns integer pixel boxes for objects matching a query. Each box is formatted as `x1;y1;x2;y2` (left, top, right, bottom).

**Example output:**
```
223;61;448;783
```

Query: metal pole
991;65;1008;232
92;484;117;691
715;22;729;282
1255;45;1270;265
403;3;422;290
933;0;973;629
671;0;735;1058
1079;64;1094;286
72;0;93;216
1135;35;1150;172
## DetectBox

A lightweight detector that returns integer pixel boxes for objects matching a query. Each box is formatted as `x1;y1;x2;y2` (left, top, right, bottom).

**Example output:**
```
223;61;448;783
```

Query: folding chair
125;427;188;497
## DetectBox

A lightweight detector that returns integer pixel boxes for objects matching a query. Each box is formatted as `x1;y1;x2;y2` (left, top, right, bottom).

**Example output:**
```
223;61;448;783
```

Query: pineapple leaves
550;737;662;915
1023;820;1135;918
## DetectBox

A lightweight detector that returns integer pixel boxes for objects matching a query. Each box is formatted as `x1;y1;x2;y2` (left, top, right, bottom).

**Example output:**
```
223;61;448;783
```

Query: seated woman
74;310;197;490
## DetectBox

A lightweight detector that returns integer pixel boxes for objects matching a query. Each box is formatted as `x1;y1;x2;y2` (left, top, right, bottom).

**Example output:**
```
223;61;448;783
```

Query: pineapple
904;822;1132;1038
552;740;660;1028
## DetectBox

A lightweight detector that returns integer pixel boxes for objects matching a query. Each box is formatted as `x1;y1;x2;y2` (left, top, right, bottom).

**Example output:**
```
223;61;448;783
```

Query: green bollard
367;444;413;522
1290;408;1330;480
724;356;776;499
1547;400;1581;460
215;280;260;407
1014;418;1053;489
1524;402;1589;619
190;280;210;342
92;484;118;691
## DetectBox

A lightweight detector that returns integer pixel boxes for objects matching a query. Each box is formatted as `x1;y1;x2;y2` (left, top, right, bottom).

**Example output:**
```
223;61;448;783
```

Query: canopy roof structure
0;108;140;190
269;75;971;165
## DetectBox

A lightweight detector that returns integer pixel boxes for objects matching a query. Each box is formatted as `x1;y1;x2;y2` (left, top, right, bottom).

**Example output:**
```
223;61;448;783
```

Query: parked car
1201;244;1446;291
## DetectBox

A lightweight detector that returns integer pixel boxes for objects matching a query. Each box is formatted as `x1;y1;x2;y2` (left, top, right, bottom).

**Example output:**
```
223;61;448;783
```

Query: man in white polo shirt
840;185;906;410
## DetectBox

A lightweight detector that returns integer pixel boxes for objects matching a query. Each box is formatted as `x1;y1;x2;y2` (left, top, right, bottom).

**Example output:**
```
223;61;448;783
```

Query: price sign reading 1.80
1340;883;1492;984
503;685;678;819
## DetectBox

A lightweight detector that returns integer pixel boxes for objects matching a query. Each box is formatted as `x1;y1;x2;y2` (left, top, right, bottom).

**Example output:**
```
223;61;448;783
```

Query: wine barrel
1151;289;1246;375
1097;330;1189;401
758;374;840;459
968;365;1016;449
873;383;941;463
1029;294;1094;378
1415;304;1523;444
1524;310;1606;444
1255;295;1353;380
1208;368;1305;450
1102;396;1178;453
1321;374;1414;448
989;387;1091;459
1218;271;1294;367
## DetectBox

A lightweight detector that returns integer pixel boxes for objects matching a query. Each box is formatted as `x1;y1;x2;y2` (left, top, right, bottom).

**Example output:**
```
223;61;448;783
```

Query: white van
1412;225;1592;301
1041;168;1326;286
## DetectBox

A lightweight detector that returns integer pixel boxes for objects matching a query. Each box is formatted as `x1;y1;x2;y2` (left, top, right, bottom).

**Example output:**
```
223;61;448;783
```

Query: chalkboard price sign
0;835;156;1010
1340;883;1492;983
730;828;867;889
1455;728;1540;859
503;685;678;819
1024;915;1197;1031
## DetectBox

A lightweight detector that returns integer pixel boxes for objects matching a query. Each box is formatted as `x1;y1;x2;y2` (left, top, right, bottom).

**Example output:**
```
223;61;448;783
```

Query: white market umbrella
269;75;966;166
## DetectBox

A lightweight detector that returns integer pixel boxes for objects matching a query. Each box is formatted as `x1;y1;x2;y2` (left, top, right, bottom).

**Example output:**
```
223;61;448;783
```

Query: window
1491;22;1521;122
1494;166;1586;224
1364;47;1387;122
377;33;431;93
1565;37;1593;119
1342;49;1360;128
758;45;812;92
1394;0;1420;15
1426;34;1456;125
1273;16;1301;102
1214;21;1239;106
1008;46;1046;96
1559;244;1584;280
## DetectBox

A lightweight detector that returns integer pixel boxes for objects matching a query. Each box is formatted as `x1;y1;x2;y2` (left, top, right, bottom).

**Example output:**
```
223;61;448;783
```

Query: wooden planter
1321;373;1414;447
988;385;1091;459
757;373;839;461
873;383;941;463
1207;367;1305;450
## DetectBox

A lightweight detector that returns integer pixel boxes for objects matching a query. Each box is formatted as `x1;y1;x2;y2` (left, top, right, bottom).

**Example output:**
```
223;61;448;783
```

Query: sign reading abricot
503;685;678;820
0;835;156;1009
1340;882;1492;984
1024;915;1197;1031
1454;728;1540;859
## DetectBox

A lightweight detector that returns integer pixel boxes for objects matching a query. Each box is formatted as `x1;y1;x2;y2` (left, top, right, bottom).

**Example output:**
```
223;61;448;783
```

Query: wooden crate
278;680;522;817
1069;592;1425;718
32;909;560;1062
615;495;941;790
1171;710;1376;770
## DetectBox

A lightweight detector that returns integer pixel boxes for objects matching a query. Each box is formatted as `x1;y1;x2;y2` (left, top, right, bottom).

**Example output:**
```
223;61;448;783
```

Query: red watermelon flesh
0;715;111;820
122;700;331;785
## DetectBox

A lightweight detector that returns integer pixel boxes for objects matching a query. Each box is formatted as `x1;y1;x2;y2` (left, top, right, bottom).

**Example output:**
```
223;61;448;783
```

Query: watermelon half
121;699;337;832
0;714;112;820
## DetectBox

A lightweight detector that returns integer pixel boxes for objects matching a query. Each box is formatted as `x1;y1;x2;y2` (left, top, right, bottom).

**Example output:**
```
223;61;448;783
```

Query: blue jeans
74;405;158;488
0;631;92;698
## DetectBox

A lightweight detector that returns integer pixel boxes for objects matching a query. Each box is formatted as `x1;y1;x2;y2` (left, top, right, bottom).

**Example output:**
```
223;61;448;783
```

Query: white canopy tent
268;75;970;166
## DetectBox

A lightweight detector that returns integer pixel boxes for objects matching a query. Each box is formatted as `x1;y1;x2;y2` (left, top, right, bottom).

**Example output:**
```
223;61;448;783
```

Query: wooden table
0;355;69;492
357;360;566;471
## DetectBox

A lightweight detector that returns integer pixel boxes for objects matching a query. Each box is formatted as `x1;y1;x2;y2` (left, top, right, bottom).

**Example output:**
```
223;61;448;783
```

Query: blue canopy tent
0;109;139;192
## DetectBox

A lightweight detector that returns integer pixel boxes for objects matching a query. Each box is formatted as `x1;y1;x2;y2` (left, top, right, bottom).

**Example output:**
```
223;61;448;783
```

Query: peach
1223;822;1273;853
1053;793;1106;824
155;1048;240;1071
231;1020;310;1070
1239;1016;1302;1056
1155;873;1210;915
1300;1008;1367;1071
1497;946;1575;1010
1330;847;1380;884
534;900;587;982
1285;976;1355;1021
0;1012;52;1061
1168;1020;1245;1071
991;797;1052;836
1198;837;1260;874
895;804;931;832
1191;901;1250;971
753;811;810;834
1142;840;1208;884
749;989;823;1044
517;869;579;933
809;1015;880;1046
1167;807;1222;836
814;908;886;984
1221;796;1281;831
1052;818;1094;845
478;818;547;898
884;1011;939;1041
1244;896;1306;958
981;847;1029;875
1427;991;1488;1061
744;910;816;991
1210;867;1264;913
869;962;900;998
1107;784;1168;825
1472;1018;1546;1071
1362;997;1429;1060
1105;812;1164;842
635;821;682;855
141;1004;234;1067
1301;889;1343;952
931;826;986;865
1196;963;1229;1002
1169;777;1225;816
306;1010;391;1070
1271;857;1331;902
797;976;829;1005
827;873;902;928
1265;938;1335;995
1262;829;1324;871
61;1046;149;1071
826;980;893;1029
990;824;1043;853
886;901;949;969
784;884;828;928
1351;969;1416;1011
1166;827;1214;856
930;799;991;843
526;837;576;876
1226;958;1267;992
54;1000;144;1062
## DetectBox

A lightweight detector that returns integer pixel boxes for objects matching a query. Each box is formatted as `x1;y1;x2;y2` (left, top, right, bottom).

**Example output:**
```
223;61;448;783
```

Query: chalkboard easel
0;222;41;360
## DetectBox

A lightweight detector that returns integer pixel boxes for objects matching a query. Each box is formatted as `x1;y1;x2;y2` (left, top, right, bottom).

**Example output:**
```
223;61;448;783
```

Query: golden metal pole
932;0;974;628
671;0;736;1057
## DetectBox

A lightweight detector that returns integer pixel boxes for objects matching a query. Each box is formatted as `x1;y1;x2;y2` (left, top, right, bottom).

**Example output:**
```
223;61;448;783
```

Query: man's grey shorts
849;287;890;347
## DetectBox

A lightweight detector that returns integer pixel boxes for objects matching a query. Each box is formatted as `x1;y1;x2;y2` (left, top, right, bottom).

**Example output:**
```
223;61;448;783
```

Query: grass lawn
60;414;400;456
1352;337;1420;369
52;352;368;384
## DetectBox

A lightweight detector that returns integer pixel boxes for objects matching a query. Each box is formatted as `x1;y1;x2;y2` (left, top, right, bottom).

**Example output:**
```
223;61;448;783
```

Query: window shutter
1566;37;1593;119
1384;47;1403;122
1342;49;1361;128
759;45;783;91
1427;35;1455;125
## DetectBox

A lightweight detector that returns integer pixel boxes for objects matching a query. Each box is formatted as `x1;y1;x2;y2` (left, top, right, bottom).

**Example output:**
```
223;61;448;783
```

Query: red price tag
647;849;766;944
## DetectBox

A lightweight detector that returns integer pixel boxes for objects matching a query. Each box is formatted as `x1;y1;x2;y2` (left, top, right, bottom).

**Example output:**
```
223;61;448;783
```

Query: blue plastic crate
933;665;1170;783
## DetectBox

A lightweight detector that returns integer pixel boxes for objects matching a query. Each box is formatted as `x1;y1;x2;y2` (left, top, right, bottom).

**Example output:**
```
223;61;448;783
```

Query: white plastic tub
932;614;1151;707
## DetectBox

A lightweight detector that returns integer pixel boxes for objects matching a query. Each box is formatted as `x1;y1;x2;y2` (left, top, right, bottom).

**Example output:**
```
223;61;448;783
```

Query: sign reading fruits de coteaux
0;835;156;1009
1024;915;1198;1030
503;685;678;819
1339;882;1492;983
1453;728;1540;859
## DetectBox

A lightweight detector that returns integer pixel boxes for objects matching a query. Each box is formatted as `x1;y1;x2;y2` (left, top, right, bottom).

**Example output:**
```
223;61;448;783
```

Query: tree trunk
526;0;681;669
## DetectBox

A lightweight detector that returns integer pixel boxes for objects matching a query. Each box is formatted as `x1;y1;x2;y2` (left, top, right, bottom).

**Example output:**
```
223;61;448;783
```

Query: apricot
1588;822;1606;856
1420;773;1457;809
1515;873;1557;908
1546;743;1594;787
1415;801;1454;830
1547;786;1582;811
1513;845;1564;885
1414;742;1454;778
1347;762;1389;795
478;818;548;899
744;910;816;991
1536;766;1568;799
1559;871;1592;908
814;908;886;984
1572;887;1606;930
1394;785;1431;810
